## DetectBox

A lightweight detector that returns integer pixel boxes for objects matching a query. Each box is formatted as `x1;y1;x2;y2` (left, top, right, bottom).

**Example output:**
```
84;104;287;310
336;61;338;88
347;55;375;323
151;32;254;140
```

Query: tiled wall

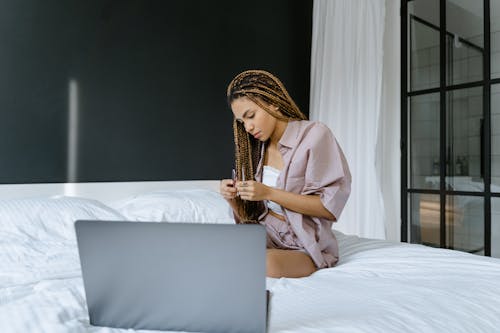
410;93;439;189
492;28;500;258
491;84;500;188
493;198;500;257
411;47;440;91
449;87;483;181
491;29;500;189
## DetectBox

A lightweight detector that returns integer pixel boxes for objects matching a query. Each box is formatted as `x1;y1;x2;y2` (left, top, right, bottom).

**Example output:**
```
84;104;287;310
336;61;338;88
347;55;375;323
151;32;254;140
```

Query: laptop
75;220;268;333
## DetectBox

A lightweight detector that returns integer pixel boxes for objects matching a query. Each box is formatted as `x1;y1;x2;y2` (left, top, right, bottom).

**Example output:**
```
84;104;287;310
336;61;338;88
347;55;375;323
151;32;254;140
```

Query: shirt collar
256;120;304;178
278;120;302;149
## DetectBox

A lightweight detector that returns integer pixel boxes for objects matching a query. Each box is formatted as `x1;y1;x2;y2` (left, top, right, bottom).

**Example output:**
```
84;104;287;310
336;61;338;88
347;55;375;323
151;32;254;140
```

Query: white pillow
110;189;235;224
0;196;126;242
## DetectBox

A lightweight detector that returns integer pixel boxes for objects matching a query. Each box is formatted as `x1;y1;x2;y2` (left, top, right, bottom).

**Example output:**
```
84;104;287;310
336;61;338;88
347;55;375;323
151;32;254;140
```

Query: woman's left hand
236;180;271;201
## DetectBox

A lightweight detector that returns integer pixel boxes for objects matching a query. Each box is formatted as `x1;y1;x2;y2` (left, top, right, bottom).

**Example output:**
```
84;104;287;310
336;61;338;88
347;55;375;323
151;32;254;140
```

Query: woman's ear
270;104;282;115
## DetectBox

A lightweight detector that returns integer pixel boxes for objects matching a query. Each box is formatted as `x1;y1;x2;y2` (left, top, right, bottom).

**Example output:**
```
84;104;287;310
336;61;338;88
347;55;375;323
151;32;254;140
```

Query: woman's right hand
220;179;237;200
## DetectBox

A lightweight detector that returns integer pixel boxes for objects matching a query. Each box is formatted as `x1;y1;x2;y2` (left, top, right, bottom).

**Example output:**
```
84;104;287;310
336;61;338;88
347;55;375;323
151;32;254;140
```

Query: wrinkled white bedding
1;194;500;333
267;233;500;333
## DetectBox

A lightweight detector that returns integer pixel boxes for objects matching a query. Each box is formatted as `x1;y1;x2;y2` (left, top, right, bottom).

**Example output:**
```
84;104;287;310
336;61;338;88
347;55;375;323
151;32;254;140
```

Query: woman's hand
236;180;271;201
220;179;237;200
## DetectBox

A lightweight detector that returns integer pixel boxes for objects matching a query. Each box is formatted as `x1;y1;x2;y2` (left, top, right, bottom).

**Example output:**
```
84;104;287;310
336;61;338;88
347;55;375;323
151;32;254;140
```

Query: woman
220;70;351;278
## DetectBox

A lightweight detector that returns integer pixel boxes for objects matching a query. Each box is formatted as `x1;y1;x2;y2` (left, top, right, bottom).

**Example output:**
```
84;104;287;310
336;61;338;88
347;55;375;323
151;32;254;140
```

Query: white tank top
262;165;285;216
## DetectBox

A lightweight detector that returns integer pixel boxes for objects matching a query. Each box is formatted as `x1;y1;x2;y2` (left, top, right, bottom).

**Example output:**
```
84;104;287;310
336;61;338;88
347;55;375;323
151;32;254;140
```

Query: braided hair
226;70;307;223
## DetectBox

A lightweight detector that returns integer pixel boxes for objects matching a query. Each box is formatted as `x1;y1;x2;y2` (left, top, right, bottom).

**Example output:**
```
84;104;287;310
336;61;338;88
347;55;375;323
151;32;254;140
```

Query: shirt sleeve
301;123;351;221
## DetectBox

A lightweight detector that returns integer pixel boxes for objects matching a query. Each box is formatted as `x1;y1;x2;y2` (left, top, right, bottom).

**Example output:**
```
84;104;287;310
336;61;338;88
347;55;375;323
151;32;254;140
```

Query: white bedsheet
2;227;500;332
267;232;500;332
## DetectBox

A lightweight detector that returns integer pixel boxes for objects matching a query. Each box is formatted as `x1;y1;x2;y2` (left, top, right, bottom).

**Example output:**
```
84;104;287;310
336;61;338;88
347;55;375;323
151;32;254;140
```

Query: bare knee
266;249;317;278
266;252;285;278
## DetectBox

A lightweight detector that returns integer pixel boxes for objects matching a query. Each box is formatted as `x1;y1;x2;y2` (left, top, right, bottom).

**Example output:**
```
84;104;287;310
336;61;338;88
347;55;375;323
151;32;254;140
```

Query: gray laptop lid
75;221;267;333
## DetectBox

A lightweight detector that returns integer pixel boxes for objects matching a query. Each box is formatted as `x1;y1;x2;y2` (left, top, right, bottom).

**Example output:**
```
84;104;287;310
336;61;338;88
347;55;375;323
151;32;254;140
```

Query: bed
1;181;500;333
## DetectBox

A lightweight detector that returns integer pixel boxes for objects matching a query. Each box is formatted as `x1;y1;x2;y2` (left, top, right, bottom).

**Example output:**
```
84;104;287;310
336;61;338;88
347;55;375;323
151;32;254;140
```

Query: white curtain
310;0;386;239
379;0;401;242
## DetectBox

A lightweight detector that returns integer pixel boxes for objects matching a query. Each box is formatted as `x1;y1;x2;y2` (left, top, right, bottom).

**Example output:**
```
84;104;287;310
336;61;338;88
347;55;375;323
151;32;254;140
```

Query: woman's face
231;97;278;141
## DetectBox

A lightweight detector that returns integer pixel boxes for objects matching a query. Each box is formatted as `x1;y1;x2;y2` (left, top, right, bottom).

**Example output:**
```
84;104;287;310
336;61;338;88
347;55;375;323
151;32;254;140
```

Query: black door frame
401;0;498;256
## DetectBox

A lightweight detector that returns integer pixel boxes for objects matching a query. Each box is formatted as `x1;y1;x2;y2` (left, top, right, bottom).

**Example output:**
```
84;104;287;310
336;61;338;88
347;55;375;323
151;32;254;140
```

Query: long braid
232;120;264;222
227;70;307;223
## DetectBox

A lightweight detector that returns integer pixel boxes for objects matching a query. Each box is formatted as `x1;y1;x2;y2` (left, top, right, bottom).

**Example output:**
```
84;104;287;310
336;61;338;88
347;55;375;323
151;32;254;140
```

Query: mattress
1;191;500;332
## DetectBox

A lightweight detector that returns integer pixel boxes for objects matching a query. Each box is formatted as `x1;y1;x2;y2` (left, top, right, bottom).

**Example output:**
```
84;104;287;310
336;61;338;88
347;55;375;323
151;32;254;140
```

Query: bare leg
266;249;317;278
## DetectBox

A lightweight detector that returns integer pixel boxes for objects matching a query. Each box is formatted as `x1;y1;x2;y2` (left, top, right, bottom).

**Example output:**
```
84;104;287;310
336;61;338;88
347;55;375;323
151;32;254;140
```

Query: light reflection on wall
65;79;79;196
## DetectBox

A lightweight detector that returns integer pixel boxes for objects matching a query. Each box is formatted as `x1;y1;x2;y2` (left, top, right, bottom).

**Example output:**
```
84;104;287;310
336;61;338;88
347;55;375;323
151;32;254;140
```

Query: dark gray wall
0;0;312;183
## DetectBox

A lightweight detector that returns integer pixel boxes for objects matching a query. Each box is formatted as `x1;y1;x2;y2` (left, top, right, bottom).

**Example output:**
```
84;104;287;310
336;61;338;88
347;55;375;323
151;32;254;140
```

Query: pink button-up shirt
255;120;351;268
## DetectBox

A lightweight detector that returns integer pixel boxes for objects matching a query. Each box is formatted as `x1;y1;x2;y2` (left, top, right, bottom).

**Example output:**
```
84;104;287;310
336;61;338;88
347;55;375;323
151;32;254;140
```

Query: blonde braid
227;70;307;223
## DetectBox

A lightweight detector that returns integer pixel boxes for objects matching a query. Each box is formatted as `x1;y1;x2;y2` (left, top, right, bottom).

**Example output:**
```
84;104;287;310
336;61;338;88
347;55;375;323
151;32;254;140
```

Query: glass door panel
411;193;441;247
403;1;492;257
492;198;500;258
491;84;500;192
446;195;484;253
491;0;500;78
409;0;440;91
410;93;440;190
446;87;484;191
446;0;484;85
